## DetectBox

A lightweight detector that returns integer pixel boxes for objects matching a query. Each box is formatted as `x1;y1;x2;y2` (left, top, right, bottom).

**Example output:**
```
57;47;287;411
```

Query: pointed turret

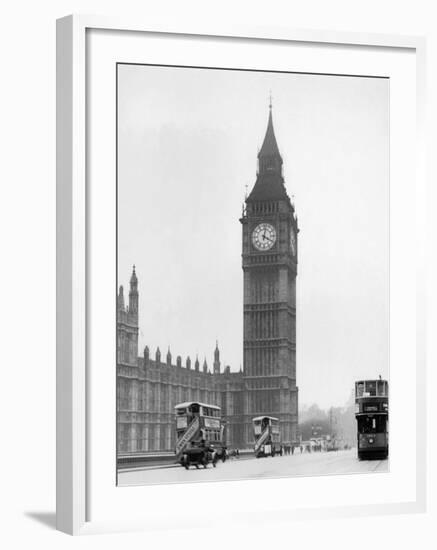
118;285;125;312
155;346;161;364
166;347;172;366
203;358;208;373
213;341;221;375
117;271;139;368
195;355;200;372
130;264;138;285
129;265;138;316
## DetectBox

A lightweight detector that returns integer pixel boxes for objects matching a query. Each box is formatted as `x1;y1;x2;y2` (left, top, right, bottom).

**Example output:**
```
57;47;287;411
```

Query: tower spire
129;264;138;316
246;102;289;203
213;340;221;375
258;101;282;162
118;285;125;312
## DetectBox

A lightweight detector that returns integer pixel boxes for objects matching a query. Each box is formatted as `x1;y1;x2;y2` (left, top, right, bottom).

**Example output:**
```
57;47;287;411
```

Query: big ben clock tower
241;102;299;447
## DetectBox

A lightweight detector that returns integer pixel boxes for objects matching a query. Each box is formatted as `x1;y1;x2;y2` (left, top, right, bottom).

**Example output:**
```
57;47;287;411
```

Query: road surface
118;448;388;486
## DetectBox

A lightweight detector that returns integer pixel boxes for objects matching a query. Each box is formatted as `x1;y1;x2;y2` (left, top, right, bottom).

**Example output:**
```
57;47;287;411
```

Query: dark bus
355;379;389;460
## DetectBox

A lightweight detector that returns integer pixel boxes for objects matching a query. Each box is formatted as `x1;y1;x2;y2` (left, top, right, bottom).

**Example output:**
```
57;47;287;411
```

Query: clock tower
241;102;299;447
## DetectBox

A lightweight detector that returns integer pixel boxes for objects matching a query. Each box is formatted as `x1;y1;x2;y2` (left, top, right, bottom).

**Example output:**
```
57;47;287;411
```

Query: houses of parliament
117;103;299;454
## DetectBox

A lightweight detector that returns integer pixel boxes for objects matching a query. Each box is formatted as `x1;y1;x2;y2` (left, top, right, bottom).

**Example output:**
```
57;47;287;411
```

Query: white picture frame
56;14;427;535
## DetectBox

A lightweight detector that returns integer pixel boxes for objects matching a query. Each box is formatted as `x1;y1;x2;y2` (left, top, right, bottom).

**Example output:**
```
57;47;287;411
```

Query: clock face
290;228;296;256
252;223;277;251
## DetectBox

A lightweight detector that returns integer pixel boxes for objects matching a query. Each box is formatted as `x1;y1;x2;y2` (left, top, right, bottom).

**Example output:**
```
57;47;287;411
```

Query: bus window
376;416;387;431
365;381;377;396
189;403;200;414
358;417;374;433
377;380;386;396
356;382;364;397
358;416;386;434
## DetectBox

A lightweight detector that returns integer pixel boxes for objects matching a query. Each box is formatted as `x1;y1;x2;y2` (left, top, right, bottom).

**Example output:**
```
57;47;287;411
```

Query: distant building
117;104;299;453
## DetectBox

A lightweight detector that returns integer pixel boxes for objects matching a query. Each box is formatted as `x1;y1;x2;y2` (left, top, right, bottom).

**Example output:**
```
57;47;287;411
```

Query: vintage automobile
181;443;218;470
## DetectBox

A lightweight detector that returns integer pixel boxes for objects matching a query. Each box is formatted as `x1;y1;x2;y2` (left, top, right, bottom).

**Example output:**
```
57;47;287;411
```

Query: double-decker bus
355;379;389;460
174;401;225;461
252;416;282;458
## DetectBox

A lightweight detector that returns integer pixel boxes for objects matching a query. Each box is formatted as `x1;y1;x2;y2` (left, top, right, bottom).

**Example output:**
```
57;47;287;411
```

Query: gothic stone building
117;104;298;454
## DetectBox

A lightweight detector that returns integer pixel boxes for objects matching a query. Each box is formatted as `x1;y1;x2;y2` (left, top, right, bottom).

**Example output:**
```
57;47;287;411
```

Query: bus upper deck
355;380;388;415
355;379;388;398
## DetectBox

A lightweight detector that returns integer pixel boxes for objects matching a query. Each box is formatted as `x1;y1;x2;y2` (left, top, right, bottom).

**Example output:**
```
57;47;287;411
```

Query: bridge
117;448;388;486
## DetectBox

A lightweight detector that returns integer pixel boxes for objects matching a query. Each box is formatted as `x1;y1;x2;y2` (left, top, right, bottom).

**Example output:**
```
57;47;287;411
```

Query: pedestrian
222;446;227;462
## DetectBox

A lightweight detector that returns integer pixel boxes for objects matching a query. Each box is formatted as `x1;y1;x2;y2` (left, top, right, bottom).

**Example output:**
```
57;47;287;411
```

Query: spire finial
130;264;138;289
269;90;272;111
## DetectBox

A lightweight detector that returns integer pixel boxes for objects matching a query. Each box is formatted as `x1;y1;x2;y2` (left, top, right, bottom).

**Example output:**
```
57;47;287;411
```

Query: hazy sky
117;64;389;408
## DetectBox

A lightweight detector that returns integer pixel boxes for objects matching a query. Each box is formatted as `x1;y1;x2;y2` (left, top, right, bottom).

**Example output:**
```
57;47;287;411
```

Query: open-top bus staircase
175;416;200;460
254;426;270;454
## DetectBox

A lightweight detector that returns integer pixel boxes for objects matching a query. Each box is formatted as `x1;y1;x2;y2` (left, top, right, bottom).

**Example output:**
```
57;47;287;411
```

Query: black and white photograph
1;0;432;545
116;63;389;486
